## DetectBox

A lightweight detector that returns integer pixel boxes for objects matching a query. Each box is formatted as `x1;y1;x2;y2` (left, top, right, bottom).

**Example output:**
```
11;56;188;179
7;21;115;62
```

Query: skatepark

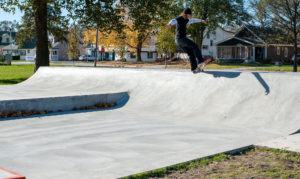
0;67;300;178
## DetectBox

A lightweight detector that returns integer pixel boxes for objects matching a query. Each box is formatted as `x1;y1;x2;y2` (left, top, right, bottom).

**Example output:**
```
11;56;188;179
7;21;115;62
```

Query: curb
0;167;25;179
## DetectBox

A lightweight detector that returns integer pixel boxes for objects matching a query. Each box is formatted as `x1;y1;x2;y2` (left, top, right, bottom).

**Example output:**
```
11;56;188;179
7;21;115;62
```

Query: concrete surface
257;133;300;153
0;92;128;112
0;67;300;179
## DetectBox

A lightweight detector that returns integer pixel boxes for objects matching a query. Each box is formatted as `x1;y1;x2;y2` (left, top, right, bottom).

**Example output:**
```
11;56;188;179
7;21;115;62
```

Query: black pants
176;38;204;71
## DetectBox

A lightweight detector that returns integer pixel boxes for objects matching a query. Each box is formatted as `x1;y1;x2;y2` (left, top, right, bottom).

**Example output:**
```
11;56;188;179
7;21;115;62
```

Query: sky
0;9;23;22
0;0;252;23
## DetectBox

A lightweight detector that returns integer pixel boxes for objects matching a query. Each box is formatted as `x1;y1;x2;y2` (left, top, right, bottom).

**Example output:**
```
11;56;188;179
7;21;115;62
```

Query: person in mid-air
167;8;213;73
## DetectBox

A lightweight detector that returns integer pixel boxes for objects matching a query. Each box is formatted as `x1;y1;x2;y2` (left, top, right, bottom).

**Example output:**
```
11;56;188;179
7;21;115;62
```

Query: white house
201;26;236;57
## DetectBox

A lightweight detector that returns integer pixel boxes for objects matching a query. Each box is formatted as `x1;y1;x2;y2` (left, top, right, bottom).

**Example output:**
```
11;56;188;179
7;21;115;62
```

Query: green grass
12;60;27;62
122;147;300;179
207;62;271;69
251;65;299;72
120;152;235;179
0;65;34;85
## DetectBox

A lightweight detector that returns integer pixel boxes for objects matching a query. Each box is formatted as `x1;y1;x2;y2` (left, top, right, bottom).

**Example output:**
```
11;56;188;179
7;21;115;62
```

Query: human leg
182;47;198;71
180;38;204;64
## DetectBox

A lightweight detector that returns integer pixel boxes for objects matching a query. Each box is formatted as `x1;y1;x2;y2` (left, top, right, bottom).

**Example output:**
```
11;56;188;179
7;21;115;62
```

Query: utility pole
9;28;12;55
94;26;99;67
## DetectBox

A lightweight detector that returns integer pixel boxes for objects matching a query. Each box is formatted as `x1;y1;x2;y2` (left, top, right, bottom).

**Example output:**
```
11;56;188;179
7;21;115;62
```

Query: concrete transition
0;67;299;179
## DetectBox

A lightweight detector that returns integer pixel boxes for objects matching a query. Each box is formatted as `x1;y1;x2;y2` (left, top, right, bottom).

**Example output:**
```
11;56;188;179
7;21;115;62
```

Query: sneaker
198;58;215;71
192;68;201;74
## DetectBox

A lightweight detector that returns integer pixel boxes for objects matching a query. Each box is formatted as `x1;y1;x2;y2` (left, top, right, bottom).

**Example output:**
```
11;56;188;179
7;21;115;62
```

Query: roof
20;39;36;49
0;31;17;46
216;24;290;46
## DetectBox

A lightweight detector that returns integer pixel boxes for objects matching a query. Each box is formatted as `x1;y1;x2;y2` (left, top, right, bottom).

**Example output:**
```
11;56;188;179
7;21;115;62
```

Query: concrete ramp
0;67;299;178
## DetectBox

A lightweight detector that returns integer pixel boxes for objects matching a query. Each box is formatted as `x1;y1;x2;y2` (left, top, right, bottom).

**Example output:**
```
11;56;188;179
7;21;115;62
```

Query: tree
184;0;250;54
69;0;123;66
119;0;169;61
157;25;177;59
32;0;49;72
0;0;67;72
0;20;19;31
265;0;300;72
250;0;272;28
15;4;69;48
68;27;80;60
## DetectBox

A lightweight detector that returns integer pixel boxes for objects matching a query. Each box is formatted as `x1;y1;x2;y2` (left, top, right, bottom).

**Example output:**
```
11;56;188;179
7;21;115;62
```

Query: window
207;32;210;39
147;52;153;59
6;38;9;43
52;51;57;55
284;47;288;58
27;50;31;53
202;45;208;50
210;40;213;46
277;47;281;55
130;52;136;58
19;50;26;56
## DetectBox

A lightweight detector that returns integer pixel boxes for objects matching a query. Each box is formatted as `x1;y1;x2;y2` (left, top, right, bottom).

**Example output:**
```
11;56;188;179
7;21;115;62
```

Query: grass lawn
123;147;300;179
0;64;34;85
206;62;270;69
250;65;299;72
12;60;27;62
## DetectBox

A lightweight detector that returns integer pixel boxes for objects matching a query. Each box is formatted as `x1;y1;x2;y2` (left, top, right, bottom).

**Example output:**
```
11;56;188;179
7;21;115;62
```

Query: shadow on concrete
0;78;28;85
203;71;270;95
252;72;270;95
0;93;130;122
202;71;241;78
291;129;300;135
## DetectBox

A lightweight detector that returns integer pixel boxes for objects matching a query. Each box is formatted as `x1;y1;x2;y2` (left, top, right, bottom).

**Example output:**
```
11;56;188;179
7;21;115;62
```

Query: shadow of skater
290;129;300;135
252;72;270;95
202;71;241;78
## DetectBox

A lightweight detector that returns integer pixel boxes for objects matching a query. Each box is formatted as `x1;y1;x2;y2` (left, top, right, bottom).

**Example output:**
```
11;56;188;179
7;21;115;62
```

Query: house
216;25;299;63
85;43;158;62
121;44;158;62
0;31;17;54
202;26;236;57
18;39;36;61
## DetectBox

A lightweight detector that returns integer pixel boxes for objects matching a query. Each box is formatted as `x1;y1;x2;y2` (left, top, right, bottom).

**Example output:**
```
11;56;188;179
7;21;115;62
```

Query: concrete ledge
0;92;128;113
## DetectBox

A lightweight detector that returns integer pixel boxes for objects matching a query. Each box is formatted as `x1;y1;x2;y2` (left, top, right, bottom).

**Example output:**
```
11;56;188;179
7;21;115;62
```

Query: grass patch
122;147;300;179
0;65;34;85
12;60;27;62
251;65;299;72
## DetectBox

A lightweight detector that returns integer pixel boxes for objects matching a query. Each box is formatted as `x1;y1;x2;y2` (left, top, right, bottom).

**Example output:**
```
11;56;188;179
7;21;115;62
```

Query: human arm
166;19;177;28
188;18;207;25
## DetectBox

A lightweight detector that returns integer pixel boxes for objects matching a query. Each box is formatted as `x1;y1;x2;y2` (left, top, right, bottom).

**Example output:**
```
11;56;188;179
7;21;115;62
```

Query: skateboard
198;58;215;72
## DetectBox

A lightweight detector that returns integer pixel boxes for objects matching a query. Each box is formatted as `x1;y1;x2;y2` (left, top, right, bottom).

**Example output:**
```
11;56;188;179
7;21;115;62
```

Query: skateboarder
166;8;213;73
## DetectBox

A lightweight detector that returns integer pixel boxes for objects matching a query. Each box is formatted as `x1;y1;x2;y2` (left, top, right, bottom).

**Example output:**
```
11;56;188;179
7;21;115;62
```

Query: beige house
216;25;299;63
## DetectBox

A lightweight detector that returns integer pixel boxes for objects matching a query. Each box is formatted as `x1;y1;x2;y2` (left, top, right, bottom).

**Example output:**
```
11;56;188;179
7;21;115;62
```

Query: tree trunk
293;4;298;72
136;42;142;62
34;0;49;72
294;32;298;72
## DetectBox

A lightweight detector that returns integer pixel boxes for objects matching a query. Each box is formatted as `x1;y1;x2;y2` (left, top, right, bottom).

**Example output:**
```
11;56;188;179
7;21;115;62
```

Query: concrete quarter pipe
0;67;299;178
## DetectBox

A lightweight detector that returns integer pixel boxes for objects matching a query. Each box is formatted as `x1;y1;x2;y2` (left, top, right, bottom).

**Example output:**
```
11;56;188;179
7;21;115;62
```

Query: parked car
79;55;95;61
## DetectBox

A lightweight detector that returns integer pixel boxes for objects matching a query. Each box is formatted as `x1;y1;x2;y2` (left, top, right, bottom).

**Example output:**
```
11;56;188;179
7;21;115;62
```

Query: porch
217;46;266;62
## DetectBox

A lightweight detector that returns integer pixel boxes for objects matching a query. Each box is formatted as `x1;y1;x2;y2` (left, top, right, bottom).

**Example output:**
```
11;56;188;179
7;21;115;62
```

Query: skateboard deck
199;58;215;72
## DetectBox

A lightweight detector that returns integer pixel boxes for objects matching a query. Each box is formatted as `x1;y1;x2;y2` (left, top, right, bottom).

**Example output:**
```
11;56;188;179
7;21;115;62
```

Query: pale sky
0;9;23;22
